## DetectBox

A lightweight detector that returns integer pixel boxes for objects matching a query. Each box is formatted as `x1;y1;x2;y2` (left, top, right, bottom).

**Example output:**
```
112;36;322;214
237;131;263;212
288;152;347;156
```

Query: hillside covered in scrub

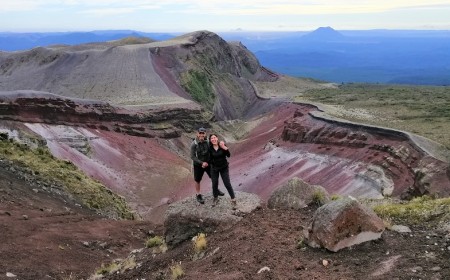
1;30;450;279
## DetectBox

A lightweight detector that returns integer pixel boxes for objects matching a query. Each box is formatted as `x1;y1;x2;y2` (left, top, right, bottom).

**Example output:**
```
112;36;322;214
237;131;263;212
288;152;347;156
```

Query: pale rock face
357;165;394;197
305;197;385;252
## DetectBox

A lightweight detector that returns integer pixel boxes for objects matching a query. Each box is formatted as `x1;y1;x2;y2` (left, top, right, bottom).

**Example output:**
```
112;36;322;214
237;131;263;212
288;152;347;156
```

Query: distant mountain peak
316;26;336;32
303;26;344;41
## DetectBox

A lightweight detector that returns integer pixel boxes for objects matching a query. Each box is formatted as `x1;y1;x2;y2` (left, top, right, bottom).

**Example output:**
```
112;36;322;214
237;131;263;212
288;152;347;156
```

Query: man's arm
190;142;203;165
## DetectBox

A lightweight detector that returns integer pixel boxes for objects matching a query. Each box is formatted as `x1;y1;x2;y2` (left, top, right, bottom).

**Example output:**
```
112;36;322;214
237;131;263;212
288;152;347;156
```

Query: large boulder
268;177;330;210
164;191;261;246
305;197;385;252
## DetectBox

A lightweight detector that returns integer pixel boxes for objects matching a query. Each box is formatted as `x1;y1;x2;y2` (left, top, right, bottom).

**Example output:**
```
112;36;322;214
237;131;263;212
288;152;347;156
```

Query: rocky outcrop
164;192;261;246
0;90;207;138
280;106;450;198
149;31;280;120
267;177;330;210
305;197;385;252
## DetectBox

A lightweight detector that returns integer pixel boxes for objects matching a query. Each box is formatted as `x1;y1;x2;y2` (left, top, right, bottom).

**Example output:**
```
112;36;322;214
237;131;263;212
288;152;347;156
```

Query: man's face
197;131;206;141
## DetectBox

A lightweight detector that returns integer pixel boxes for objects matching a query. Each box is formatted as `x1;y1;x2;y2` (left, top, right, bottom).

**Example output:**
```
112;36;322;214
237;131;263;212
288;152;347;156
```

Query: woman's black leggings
211;166;235;199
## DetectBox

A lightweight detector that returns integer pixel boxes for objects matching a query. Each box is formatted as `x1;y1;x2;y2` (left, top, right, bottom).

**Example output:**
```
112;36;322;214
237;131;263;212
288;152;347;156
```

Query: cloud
80;7;137;16
0;1;42;12
170;1;450;15
3;0;450;14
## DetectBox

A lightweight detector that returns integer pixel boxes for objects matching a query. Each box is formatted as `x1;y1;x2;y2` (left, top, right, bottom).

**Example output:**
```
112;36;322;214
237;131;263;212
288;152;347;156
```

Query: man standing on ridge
190;127;224;204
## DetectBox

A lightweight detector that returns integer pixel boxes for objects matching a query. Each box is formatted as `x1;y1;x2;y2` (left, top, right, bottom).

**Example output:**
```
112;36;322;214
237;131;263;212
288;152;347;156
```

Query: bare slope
0;31;280;120
0;41;188;105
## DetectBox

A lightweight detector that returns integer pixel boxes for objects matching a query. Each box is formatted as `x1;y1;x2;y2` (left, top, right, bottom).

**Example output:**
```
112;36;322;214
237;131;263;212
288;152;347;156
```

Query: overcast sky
1;0;450;32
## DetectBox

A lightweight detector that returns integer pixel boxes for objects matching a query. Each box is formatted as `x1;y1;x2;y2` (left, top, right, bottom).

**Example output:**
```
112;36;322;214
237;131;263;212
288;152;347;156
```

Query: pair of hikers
190;127;237;210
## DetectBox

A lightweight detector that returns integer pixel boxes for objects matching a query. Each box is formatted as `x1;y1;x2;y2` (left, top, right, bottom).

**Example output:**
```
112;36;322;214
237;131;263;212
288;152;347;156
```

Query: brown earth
100;202;450;280
0;166;160;280
2;161;449;280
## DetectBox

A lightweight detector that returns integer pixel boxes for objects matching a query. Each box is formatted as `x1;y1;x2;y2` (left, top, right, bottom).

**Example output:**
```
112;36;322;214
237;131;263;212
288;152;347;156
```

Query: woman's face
210;135;219;145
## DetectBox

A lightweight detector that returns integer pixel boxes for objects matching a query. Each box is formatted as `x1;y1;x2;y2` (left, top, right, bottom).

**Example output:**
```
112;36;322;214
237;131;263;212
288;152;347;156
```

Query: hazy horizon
1;1;450;33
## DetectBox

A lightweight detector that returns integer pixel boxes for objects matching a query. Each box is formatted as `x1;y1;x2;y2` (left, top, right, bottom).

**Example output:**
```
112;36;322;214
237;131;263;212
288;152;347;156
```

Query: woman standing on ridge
209;133;237;210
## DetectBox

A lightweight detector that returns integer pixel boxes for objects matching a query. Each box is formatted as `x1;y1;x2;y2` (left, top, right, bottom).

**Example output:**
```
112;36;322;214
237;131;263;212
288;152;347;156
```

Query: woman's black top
209;146;230;170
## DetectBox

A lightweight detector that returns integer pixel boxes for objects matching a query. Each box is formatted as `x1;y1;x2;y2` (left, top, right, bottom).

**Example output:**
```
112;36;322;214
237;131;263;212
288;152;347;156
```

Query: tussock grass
192;233;207;253
0;136;134;219
170;262;185;280
94;256;137;277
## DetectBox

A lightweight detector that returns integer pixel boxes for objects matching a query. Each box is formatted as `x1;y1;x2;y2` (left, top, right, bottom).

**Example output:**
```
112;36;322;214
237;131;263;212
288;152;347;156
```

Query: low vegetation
311;190;327;206
180;69;215;108
170;262;185;280
372;196;450;226
145;235;168;254
299;84;450;150
0;134;134;219
145;236;164;248
192;233;207;253
93;256;137;277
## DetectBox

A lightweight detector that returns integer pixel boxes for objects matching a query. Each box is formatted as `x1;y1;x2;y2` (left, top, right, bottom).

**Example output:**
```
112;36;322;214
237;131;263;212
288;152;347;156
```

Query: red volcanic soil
0;166;160;280
2;161;450;280
103;205;450;280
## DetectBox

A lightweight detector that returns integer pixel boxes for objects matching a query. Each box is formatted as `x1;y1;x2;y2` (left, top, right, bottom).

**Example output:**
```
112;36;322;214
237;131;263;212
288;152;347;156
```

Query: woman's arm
219;141;231;157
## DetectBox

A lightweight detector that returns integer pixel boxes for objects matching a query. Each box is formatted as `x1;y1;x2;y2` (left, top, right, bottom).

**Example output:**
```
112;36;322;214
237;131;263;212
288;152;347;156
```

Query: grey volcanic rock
305;197;385;252
267;177;330;210
164;191;261;246
0;45;186;105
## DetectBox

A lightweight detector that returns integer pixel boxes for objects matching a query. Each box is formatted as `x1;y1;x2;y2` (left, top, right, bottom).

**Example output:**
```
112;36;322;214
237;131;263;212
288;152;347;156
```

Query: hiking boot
218;190;225;196
231;199;237;210
212;197;219;207
196;194;205;204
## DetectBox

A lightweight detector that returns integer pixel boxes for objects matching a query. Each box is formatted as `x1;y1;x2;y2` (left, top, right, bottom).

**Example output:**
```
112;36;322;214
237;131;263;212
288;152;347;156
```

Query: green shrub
311;190;327;206
145;236;164;248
